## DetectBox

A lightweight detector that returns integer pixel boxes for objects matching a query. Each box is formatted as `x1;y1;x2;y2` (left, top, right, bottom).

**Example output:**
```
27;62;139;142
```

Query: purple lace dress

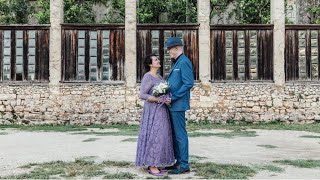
135;73;175;167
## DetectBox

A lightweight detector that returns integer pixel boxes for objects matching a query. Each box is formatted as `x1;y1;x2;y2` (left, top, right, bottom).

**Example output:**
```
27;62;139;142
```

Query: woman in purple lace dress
135;54;174;176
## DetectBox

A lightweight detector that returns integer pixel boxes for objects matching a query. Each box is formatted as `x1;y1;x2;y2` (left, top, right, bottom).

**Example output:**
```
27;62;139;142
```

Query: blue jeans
170;111;189;170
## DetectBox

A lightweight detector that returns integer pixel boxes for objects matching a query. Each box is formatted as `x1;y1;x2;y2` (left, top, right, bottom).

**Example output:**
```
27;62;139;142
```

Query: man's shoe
168;167;190;174
165;163;178;170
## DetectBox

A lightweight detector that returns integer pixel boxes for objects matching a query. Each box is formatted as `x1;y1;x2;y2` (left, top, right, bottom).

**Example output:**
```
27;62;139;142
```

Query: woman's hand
165;98;171;106
148;96;160;103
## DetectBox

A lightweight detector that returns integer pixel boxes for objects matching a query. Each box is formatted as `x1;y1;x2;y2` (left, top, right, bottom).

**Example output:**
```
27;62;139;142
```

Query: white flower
153;81;170;97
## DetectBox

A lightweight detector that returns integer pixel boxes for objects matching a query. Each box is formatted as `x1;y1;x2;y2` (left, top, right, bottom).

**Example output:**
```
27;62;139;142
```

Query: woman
135;54;174;176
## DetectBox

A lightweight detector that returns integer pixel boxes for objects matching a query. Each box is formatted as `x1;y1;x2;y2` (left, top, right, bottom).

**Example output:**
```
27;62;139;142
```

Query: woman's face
150;56;161;68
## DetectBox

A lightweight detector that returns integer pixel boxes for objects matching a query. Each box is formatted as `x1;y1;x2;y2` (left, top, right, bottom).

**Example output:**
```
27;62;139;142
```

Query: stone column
198;0;212;92
197;0;213;108
49;0;63;85
125;0;137;87
271;0;285;86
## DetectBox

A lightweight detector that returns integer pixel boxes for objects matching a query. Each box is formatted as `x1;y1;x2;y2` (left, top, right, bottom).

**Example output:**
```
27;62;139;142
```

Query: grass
1;159;104;179
273;159;320;168
146;175;171;179
187;121;320;134
188;130;257;138
1;121;320;134
19;163;38;169
191;161;256;179
0;124;139;133
3;158;296;179
103;172;136;179
300;135;320;139
1;159;135;179
0;124;88;132
102;160;132;168
82;138;100;142
72;124;139;136
254;164;285;173
73;130;138;136
257;144;278;149
190;155;208;162
121;138;138;142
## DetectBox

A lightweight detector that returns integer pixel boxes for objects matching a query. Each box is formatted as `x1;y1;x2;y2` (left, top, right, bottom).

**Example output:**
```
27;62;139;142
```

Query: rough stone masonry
0;83;319;125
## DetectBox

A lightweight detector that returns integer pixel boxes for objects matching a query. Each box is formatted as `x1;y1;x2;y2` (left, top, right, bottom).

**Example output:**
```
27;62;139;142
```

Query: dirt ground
0;128;320;179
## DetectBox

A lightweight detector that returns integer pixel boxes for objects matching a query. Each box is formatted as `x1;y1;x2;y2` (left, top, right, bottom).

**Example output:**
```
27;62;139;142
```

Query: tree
63;0;95;23
232;0;270;24
101;0;125;23
166;0;197;23
34;0;105;24
307;1;320;24
34;0;50;24
102;0;197;23
0;0;30;24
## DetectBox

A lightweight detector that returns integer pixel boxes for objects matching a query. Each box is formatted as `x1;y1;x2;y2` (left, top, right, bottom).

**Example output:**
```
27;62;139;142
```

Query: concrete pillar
198;0;212;91
271;0;285;86
125;0;137;87
49;0;63;85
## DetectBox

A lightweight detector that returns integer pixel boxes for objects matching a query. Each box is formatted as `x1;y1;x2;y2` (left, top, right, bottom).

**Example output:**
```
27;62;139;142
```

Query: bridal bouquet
153;81;171;107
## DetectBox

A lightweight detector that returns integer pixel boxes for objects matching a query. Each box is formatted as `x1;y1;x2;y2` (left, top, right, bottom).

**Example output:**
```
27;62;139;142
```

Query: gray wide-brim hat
165;37;183;49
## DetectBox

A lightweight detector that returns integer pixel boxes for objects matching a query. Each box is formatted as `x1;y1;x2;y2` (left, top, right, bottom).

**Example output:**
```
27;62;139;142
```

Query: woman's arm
139;74;160;103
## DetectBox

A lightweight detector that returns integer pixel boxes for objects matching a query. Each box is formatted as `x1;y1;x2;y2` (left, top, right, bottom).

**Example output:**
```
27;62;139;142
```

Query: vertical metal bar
120;29;125;81
61;28;66;81
10;30;16;81
210;29;214;80
109;30;116;80
42;30;50;81
268;30;274;80
318;30;320;80
159;30;164;77
232;30;238;80
136;30;142;82
23;30;28;81
244;30;250;81
293;30;299;80
97;30;102;81
0;30;3;81
305;30;312;79
85;30;90;81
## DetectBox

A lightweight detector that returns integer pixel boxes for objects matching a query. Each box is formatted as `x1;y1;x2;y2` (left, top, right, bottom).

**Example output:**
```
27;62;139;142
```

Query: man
165;37;194;174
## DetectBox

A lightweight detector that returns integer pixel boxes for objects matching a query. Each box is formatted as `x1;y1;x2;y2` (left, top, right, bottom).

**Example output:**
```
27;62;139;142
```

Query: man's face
167;46;177;59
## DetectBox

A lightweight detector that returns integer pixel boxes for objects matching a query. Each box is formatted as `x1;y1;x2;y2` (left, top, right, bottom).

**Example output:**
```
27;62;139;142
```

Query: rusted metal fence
210;25;274;82
285;25;320;81
61;24;125;82
137;24;199;82
0;25;49;82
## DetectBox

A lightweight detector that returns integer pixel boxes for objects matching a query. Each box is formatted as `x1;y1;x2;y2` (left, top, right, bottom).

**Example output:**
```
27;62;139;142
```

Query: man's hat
165;37;183;49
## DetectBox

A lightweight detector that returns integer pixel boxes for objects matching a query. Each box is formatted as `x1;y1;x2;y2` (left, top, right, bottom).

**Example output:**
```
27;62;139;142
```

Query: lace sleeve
139;74;153;101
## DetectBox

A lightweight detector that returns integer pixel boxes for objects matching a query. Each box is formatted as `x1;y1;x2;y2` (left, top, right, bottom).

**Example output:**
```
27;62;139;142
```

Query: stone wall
188;83;320;123
0;83;319;125
0;84;140;125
